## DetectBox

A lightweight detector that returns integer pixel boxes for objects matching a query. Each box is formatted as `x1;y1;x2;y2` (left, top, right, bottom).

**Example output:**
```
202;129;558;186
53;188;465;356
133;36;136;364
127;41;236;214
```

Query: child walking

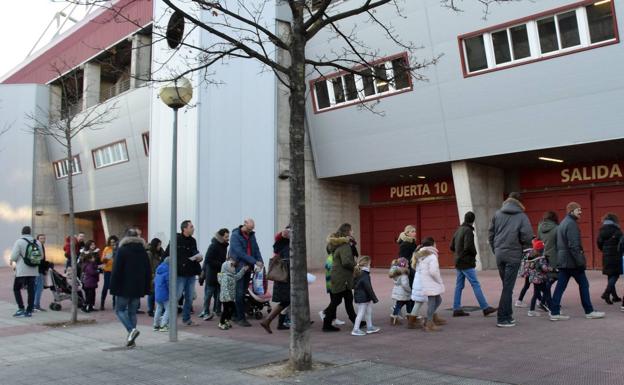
81;253;99;312
352;256;380;336
153;257;170;332
389;257;412;325
525;239;554;317
414;238;446;332
217;260;249;330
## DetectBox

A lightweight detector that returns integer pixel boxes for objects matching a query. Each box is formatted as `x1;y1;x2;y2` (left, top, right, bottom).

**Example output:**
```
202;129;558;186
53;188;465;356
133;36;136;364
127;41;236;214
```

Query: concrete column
130;34;152;88
82;62;101;109
99;210;111;240
451;161;504;270
49;85;62;122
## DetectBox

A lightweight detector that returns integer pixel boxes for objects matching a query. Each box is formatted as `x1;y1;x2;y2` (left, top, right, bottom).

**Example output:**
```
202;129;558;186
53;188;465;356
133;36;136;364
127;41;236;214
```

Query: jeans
323;290;357;328
148;292;155;313
14;276;36;312
34;274;44;309
153;300;169;328
392;300;414;315
202;285;220;315
115;296;140;332
550;268;594;315
235;270;251;320
353;301;374;331
496;259;521;323
100;272;111;308
176;275;196;322
530;283;552;311
427;295;442;321
453;268;489;310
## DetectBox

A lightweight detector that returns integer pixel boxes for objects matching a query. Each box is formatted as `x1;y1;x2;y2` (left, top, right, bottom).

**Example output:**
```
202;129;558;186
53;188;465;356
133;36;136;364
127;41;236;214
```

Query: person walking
549;202;605;321
396;225;417;325
261;226;291;333
163;220;203;326
217;260;249;330
199;228;229;320
100;235;118;310
597;213;623;305
414;240;446;332
146;238;164;317
322;223;358;332
33;234;50;312
229;218;264;327
81;252;100;312
110;227;151;347
534;211;560;312
524;239;554;317
451;211;497;318
488;192;534;328
389;257;412;325
10;226;43;317
351;256;380;336
153;258;170;332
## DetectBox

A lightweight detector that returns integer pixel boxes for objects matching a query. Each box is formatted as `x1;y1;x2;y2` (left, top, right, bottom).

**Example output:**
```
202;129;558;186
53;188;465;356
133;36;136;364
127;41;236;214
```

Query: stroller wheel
254;311;263;320
50;303;62;311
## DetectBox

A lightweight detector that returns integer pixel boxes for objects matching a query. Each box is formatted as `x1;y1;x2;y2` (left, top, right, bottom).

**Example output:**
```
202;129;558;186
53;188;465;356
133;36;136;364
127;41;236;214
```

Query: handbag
267;254;289;283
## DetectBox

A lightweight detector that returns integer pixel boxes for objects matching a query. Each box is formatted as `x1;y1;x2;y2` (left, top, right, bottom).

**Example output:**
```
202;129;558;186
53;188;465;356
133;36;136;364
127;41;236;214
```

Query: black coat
164;233;201;277
451;223;477;270
271;233;291;304
597;222;623;276
353;270;378;304
556;214;586;269
203;236;228;287
110;237;151;298
397;239;417;288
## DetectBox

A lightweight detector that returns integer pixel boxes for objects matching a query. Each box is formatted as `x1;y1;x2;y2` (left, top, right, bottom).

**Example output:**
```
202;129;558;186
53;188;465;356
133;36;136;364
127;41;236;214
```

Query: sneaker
538;302;549;313
225;320;233;328
621;305;624;312
237;319;252;327
198;311;208;318
13;309;25;317
136;310;146;315
183;320;196;326
203;313;214;321
453;309;470;317
351;329;366;336
496;320;516;328
322;325;340;332
510;318;516;324
527;310;540;317
483;307;497;317
514;300;527;308
24;311;32;318
333;318;346;326
549;314;570;321
127;328;140;346
159;325;169;332
585;311;605;319
218;322;228;330
33;307;46;312
318;310;325;321
153;326;160;331
366;326;381;334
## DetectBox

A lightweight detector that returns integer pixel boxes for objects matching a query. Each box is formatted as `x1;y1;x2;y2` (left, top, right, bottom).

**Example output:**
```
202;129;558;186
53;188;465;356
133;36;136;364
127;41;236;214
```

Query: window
53;156;81;179
311;53;412;112
92;141;129;169
142;132;149;156
460;1;618;76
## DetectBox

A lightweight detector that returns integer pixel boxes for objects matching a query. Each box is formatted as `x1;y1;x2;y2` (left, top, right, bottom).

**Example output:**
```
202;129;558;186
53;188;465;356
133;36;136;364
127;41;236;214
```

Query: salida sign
370;179;455;203
520;162;624;190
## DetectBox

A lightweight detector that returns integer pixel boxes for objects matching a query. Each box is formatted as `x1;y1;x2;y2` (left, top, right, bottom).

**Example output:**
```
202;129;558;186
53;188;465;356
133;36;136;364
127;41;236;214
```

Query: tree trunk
288;3;312;372
66;128;78;324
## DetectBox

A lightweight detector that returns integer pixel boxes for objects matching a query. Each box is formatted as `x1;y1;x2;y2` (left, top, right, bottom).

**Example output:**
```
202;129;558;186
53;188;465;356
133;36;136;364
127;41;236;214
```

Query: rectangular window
460;1;618;76
92;141;129;169
53;156;81;179
142;132;149;156
311;53;412;112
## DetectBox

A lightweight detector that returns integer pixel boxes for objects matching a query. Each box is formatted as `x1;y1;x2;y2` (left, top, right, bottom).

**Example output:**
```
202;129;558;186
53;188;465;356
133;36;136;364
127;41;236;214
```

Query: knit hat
397;257;409;268
532;239;544;251
566;202;581;213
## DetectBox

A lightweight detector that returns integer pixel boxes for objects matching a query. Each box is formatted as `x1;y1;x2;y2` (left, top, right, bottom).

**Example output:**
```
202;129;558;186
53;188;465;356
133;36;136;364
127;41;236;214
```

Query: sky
0;1;91;78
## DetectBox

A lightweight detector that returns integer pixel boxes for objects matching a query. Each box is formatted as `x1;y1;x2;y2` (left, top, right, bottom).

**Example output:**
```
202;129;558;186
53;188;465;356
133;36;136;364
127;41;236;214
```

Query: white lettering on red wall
371;180;454;203
520;162;624;190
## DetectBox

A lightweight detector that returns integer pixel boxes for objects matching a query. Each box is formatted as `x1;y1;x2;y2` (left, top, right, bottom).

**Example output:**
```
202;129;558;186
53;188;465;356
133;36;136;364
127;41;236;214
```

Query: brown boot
260;305;283;334
432;313;447;326
423;319;441;332
407;315;422;329
390;315;402;326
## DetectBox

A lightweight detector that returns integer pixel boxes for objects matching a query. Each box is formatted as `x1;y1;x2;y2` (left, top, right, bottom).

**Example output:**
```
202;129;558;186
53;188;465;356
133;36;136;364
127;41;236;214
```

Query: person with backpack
9;226;44;317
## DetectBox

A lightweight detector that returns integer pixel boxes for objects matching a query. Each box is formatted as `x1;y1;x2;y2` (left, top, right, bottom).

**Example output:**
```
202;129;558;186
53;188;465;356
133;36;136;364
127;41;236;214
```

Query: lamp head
159;77;193;109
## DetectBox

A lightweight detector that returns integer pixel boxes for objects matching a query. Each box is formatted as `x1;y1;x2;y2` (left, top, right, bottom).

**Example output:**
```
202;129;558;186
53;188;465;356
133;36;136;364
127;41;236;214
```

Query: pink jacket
415;247;445;296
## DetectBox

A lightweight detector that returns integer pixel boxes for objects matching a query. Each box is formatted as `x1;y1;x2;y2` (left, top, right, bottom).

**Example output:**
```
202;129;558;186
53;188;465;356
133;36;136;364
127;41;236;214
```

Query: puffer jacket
556;213;586;269
390;267;411;301
537;219;559;263
353;268;378;304
597;220;623;276
110;236;151;298
154;259;170;303
218;261;246;302
415;247;445;296
488;198;534;262
327;235;355;294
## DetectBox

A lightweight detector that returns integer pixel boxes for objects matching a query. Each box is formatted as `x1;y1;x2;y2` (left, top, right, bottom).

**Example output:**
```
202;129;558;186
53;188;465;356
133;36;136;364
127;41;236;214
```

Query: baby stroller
245;268;272;320
48;267;85;311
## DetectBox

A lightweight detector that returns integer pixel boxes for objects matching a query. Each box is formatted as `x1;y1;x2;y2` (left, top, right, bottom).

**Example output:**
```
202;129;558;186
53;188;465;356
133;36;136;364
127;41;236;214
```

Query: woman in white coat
413;237;446;332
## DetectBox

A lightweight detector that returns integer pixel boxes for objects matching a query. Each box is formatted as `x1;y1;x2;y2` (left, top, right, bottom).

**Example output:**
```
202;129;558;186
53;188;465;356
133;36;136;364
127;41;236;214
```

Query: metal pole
168;107;179;342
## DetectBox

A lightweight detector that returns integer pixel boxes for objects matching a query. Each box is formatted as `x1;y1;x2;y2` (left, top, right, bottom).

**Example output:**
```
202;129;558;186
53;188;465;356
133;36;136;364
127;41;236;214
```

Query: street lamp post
159;78;193;342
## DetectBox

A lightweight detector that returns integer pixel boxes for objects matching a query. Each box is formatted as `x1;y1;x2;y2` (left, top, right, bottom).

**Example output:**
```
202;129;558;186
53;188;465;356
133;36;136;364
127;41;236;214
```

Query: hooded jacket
597;220;623;276
556;213;586;269
203;233;229;286
390;267;411;301
537;219;559;265
154;259;170;303
354;268;378;304
450;222;477;270
414;247;445;296
327;234;355;294
488;198;534;262
218;260;246;302
110;236;151;298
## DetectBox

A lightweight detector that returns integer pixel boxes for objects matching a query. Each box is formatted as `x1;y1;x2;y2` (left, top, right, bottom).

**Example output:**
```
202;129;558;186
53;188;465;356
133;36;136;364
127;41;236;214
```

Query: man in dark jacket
110;227;151;347
163;220;203;326
451;212;497;317
488;192;534;328
549;203;605;321
199;228;229;320
229;218;264;326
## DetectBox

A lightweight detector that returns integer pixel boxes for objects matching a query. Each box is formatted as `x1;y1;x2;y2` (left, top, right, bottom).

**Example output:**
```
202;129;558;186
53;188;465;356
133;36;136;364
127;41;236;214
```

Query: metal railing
99;78;131;103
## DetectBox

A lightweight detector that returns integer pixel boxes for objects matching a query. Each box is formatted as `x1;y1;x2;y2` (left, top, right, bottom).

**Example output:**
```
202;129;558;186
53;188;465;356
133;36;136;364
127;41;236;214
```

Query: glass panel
391;57;410;90
343;74;358;101
331;78;345;104
374;64;389;93
120;143;128;161
557;11;580;48
101;148;111;166
361;69;376;96
587;1;615;43
72;157;80;173
95;152;102;168
538;17;559;53
314;81;330;109
491;30;512;64
464;35;488;72
510;25;531;59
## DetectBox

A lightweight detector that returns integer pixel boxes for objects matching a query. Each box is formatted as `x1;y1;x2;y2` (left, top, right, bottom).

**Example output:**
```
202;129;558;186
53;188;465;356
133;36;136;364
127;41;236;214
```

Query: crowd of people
7;192;624;345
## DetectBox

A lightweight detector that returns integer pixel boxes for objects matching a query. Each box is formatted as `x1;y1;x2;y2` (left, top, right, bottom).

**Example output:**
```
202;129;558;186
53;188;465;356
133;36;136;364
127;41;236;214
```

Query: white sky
0;1;92;79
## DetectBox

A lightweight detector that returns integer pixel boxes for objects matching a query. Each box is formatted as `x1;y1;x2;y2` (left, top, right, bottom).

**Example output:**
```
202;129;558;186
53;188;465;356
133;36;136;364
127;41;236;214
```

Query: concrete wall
305;0;624;178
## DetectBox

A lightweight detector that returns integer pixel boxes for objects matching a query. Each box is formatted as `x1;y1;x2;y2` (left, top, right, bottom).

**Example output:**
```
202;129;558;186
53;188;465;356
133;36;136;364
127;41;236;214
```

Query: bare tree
26;65;117;323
